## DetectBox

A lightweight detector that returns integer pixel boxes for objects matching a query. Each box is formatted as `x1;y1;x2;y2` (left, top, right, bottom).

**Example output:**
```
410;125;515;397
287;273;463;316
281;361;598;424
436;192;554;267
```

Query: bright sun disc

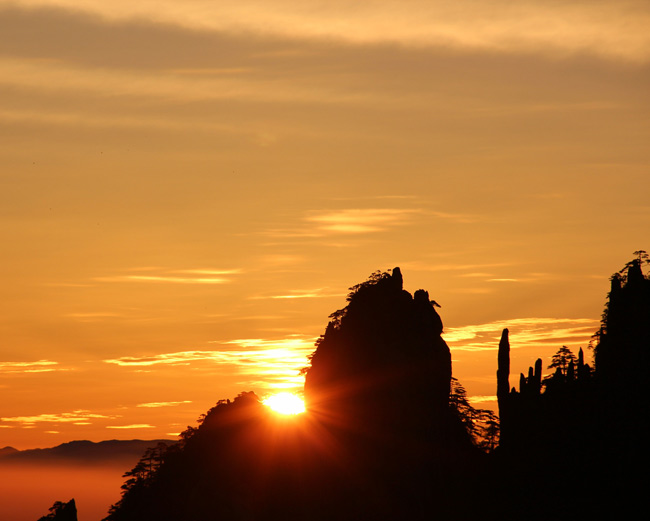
263;393;306;415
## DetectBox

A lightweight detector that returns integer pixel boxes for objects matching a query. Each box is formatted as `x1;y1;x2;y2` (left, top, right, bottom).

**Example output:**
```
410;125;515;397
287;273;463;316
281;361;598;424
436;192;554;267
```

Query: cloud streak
10;1;650;62
265;207;428;239
94;268;241;285
0;360;63;374
251;288;343;300
467;395;497;405
0;410;117;426
136;401;192;408
306;208;419;234
444;317;599;352
104;336;316;391
106;424;155;429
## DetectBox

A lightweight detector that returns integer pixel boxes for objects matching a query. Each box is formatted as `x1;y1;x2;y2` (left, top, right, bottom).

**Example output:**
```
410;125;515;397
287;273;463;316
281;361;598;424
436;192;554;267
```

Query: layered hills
0;440;173;467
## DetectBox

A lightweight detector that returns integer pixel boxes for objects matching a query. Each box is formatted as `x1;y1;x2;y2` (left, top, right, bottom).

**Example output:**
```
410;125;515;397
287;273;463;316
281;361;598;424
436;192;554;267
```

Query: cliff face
303;268;454;440
494;256;650;520
595;258;650;388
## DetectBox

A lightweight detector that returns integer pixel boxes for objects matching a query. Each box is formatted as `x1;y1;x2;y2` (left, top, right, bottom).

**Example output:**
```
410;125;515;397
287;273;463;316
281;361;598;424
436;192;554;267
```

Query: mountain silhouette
0;440;173;467
37;499;77;521
38;255;649;520
495;253;650;520
100;268;488;521
0;446;19;457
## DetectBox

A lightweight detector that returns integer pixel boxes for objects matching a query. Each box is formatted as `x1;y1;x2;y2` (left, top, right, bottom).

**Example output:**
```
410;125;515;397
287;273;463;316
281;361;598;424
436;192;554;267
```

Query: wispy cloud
444;317;599;352
264;207;425;239
97;275;229;284
104;351;219;367
106;424;155;429
136;401;192;408
174;269;242;275
251;288;343;300
220;337;315;390
95;268;241;285
306;208;419;234
468;395;497;405
105;336;316;391
1;410;117;426
0;360;63;374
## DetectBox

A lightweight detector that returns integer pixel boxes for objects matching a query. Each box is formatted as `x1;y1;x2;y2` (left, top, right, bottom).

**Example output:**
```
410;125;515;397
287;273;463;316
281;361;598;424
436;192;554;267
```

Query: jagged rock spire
497;328;510;402
391;266;403;290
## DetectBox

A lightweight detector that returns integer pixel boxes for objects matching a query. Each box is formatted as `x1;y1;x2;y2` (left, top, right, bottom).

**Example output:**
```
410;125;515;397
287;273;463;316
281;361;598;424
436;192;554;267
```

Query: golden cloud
106;424;155;429
104;336;316;390
1;410;118;426
0;360;63;374
306;208;419;234
444;317;599;352
136;401;193;408
251;288;343;300
94;267;241;285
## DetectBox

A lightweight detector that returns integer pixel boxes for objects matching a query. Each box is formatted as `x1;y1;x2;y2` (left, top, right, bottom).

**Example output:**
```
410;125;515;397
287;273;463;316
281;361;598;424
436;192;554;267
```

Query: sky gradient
1;0;649;449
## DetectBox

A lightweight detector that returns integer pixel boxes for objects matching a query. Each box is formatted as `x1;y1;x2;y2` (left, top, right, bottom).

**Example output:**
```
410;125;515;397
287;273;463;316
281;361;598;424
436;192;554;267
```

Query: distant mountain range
0;440;174;466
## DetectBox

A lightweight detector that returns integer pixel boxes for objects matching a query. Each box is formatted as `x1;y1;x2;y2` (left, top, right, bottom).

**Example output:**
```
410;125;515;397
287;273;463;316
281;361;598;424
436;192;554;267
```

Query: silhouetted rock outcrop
103;268;483;521
595;257;650;390
304;268;458;444
302;268;479;518
495;253;650;520
496;329;510;437
100;257;649;521
37;499;77;521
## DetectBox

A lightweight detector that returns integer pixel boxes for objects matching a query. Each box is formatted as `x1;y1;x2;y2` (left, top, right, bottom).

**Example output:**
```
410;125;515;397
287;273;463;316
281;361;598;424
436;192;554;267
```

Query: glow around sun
263;393;306;415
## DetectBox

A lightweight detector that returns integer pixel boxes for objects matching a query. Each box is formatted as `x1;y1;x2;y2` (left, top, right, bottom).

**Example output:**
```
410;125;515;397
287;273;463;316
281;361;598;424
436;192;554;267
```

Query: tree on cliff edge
303;268;453;428
37;499;77;521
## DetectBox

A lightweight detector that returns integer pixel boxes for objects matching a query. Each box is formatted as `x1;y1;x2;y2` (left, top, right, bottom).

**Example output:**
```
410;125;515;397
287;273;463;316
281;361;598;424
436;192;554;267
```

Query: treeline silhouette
37;499;77;521
37;254;650;520
495;252;650;519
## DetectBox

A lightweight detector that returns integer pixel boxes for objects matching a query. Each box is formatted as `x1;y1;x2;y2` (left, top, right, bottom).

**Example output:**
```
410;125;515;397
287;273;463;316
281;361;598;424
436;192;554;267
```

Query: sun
263;393;306;415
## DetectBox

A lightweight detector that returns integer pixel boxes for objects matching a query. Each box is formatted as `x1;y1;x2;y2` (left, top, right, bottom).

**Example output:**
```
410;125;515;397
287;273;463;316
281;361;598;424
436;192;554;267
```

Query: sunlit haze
0;0;648;452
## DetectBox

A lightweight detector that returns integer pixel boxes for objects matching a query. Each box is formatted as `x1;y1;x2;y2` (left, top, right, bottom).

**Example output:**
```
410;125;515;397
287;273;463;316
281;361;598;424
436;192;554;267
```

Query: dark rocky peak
626;258;645;286
304;268;453;432
37;499;77;521
596;254;650;387
390;266;403;290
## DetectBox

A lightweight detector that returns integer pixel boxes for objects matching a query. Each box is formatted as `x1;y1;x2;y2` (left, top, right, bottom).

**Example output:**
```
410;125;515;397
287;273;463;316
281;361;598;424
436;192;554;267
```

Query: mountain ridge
0;439;174;466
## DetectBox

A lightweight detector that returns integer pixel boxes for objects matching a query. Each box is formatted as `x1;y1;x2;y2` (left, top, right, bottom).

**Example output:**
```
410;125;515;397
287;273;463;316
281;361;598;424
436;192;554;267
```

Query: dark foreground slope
103;268;486;521
90;258;649;521
494;256;650;520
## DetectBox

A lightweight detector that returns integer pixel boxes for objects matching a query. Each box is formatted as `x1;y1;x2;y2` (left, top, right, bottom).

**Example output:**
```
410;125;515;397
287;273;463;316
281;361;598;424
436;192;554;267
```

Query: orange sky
1;0;649;449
